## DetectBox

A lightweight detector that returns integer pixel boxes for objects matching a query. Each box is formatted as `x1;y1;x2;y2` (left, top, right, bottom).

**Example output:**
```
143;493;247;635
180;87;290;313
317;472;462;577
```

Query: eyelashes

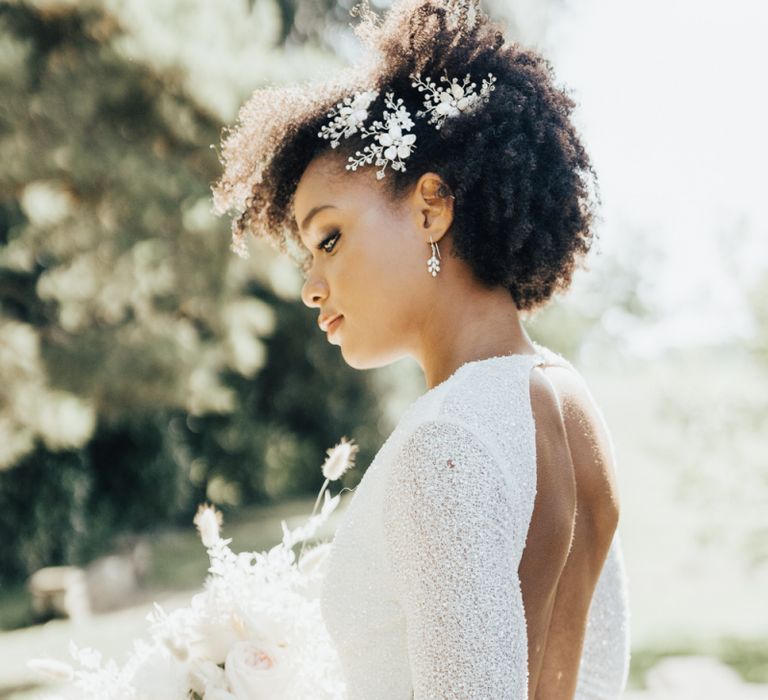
317;229;341;254
300;230;340;281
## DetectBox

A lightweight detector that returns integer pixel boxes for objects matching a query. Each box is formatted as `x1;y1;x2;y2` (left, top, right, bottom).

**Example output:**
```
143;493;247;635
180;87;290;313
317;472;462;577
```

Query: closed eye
317;229;341;254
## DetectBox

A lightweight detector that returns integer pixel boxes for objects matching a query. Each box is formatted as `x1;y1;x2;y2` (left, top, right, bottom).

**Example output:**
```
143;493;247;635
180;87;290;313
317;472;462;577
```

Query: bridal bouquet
27;437;360;700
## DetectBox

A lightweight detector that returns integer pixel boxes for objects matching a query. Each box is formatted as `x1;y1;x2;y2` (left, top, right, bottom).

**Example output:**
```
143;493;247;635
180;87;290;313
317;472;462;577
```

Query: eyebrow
300;204;338;235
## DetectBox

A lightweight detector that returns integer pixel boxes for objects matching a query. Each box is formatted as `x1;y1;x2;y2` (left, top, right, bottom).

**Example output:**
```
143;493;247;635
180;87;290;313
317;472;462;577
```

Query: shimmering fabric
320;344;631;699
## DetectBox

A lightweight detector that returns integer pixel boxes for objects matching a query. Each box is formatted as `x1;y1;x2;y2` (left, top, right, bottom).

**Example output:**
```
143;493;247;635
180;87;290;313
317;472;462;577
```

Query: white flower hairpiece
317;89;379;148
410;70;497;130
318;69;496;178
346;91;417;180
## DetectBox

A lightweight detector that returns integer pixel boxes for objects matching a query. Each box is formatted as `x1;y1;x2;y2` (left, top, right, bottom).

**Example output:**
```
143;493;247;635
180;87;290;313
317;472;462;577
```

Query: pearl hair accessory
317;89;379;148
349;91;416;180
411;71;497;130
316;68;496;180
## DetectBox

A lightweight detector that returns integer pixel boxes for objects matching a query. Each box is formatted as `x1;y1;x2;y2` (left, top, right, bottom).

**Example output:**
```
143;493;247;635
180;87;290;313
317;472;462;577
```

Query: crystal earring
427;236;441;277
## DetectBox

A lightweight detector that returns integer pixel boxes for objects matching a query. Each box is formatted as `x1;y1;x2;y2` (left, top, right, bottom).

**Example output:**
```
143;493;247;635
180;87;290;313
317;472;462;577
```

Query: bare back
520;355;621;698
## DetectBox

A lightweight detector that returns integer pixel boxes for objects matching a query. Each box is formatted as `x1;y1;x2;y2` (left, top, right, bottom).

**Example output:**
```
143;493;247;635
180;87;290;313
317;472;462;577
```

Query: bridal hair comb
319;90;416;180
317;89;379;148
411;71;496;130
316;69;497;180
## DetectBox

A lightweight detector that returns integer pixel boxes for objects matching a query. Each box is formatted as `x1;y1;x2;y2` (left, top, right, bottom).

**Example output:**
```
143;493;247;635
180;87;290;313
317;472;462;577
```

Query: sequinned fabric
320;344;631;699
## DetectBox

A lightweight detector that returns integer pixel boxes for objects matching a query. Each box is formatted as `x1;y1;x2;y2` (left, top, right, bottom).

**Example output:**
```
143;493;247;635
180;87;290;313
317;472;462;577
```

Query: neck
415;282;537;390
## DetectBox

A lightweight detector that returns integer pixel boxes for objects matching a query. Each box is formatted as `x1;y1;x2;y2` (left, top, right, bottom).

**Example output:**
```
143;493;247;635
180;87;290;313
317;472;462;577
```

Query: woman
212;1;630;697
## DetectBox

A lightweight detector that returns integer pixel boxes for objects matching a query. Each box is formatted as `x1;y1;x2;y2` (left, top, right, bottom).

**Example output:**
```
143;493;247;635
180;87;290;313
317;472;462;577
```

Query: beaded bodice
320;344;631;699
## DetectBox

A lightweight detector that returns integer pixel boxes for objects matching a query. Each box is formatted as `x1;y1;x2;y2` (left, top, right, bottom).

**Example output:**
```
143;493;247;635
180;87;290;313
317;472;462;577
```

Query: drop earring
427;235;441;277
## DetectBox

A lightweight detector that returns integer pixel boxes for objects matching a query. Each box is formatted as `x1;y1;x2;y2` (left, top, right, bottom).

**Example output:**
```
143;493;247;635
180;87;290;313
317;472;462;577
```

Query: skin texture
294;150;621;698
526;364;620;699
294;151;539;388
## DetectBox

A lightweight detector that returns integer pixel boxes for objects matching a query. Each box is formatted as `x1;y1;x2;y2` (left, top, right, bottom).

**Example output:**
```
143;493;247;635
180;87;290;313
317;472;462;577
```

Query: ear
409;172;454;244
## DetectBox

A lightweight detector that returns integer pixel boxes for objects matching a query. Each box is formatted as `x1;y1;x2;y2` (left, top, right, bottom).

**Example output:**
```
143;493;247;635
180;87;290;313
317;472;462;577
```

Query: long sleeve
381;419;530;699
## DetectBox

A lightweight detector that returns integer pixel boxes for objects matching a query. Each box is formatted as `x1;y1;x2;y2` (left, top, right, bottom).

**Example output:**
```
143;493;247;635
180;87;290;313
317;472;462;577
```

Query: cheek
341;239;416;319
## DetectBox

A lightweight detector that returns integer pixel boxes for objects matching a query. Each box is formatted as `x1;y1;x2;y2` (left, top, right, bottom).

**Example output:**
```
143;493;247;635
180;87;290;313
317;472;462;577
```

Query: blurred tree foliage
0;0;383;585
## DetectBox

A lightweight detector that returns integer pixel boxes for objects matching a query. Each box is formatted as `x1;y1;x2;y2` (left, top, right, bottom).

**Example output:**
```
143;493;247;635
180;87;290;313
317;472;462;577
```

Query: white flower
298;542;332;578
194;503;223;547
187;609;249;665
225;639;294;700
160;630;189;662
318;90;379;147
347;92;417;179
130;646;191;699
298;542;333;600
411;70;497;130
321;436;359;481
29;467;348;699
378;122;417;162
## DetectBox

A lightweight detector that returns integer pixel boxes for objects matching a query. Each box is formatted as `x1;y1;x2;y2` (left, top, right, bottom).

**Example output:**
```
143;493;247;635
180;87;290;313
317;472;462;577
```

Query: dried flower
321;436;359;481
298;542;332;578
26;491;345;699
194;503;223;548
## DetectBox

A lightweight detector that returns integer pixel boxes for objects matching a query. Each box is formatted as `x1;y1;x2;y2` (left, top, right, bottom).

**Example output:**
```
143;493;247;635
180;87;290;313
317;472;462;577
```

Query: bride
212;1;630;697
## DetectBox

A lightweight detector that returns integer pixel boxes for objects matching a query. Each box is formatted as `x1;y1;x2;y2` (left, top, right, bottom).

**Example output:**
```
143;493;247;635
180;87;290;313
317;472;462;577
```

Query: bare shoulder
532;359;621;530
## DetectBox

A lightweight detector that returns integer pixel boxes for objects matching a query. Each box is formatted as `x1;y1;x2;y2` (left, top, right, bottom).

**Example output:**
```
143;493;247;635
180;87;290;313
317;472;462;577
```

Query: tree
0;0;382;585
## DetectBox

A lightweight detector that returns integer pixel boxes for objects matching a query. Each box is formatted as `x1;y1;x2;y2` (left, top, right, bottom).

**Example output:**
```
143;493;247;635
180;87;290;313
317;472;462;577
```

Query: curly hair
211;0;601;312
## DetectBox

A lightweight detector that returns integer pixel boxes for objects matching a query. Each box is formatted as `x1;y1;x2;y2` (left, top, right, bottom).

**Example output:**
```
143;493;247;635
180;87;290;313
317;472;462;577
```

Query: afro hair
211;0;601;311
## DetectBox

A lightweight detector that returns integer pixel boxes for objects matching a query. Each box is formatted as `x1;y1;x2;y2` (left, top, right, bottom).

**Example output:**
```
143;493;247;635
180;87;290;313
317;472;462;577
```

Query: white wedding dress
320;342;631;699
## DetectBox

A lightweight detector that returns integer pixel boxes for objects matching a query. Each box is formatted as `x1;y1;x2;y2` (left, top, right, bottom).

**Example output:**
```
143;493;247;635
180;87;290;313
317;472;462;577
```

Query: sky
534;0;767;355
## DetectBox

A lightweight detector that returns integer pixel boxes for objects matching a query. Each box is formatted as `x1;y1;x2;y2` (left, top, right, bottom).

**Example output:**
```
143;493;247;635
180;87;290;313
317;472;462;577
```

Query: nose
300;271;328;309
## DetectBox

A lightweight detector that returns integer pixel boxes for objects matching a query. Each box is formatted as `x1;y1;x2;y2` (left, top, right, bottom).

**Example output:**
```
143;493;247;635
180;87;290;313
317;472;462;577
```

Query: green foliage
0;450;93;577
0;1;383;586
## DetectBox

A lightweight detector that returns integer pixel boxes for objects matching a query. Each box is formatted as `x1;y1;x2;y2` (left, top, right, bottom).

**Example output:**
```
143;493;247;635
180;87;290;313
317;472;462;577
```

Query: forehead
294;152;384;225
295;153;347;203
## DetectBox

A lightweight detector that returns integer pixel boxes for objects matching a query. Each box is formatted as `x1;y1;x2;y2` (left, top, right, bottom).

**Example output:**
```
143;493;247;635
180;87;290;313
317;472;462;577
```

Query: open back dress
320;343;631;699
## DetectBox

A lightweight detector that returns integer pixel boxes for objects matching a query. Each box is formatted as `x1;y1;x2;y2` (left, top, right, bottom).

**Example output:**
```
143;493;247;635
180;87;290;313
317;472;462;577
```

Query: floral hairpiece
411;71;496;130
317;69;496;179
349;92;417;180
317;89;379;148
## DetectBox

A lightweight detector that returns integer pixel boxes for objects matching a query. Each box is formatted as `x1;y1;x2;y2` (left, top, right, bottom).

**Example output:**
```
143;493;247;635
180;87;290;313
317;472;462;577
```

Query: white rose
130;647;190;699
225;639;293;700
187;611;246;665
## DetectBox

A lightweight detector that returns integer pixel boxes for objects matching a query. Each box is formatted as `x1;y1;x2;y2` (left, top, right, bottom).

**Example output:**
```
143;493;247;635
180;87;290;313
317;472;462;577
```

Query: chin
339;340;405;371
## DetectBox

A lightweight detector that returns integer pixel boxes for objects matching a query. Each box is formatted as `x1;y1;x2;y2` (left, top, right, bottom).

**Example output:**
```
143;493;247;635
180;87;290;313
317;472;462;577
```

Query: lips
318;313;343;333
326;315;343;335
